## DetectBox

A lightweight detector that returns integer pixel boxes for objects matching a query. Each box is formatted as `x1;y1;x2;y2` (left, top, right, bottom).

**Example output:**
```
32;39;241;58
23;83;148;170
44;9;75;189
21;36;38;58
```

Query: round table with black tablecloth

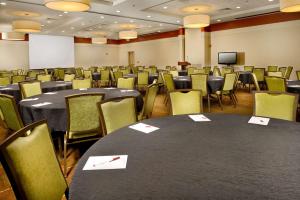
0;81;72;103
173;76;224;93
287;80;300;94
19;88;143;132
70;114;300;200
178;70;187;76
238;71;252;85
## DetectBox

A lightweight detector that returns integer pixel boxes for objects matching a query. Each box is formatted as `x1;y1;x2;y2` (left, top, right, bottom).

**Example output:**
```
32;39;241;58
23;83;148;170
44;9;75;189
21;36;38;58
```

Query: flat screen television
218;52;237;65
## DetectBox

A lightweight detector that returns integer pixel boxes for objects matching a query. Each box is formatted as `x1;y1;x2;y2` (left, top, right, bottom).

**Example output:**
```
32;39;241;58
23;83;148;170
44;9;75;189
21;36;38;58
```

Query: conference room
0;0;300;199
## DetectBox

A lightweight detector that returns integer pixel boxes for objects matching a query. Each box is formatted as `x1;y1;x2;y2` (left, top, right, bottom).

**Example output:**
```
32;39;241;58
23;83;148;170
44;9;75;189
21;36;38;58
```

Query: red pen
109;156;120;162
93;156;121;167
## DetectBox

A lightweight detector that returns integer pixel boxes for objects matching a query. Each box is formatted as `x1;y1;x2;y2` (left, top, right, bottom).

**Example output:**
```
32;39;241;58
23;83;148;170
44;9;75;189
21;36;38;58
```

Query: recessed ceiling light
236;6;241;9
157;30;161;33
81;22;85;26
58;14;63;17
217;19;222;22
159;24;163;26
130;20;134;23
64;11;68;14
0;2;6;6
176;20;180;23
47;20;52;24
147;15;151;18
41;24;45;27
62;30;65;33
114;21;118;24
268;0;274;1
70;27;74;29
148;25;152;28
116;10;121;13
100;16;104;19
163;6;168;9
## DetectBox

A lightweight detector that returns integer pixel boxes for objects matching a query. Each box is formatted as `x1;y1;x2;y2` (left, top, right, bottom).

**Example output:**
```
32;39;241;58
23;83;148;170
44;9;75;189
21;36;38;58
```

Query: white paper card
79;88;88;90
21;98;39;102
189;114;211;122
45;92;57;95
83;155;128;170
56;84;67;86
288;85;300;87
32;102;52;107
129;123;160;134
248;116;270;126
121;89;134;92
0;88;11;90
104;87;116;90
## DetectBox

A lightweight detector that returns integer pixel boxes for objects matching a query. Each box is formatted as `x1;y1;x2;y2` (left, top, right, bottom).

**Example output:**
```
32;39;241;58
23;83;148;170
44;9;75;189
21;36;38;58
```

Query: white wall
185;29;204;67
0;40;29;70
211;20;300;78
118;37;181;69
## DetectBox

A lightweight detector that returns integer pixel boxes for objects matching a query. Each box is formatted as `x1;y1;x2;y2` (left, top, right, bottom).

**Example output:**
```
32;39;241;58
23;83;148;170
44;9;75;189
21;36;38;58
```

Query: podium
178;61;191;70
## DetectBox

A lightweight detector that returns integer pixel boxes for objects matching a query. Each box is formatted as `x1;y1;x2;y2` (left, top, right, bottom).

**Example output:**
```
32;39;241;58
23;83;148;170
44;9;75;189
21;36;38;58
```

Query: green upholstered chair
267;66;278;72
37;74;52;82
89;66;98;73
137;71;149;91
131;66;139;74
244;66;254;72
203;66;211;74
165;66;171;70
253;92;298;121
169;70;179;77
265;76;286;92
193;69;206;74
267;71;283;77
253;68;265;83
221;67;234;77
284;66;293;79
98;97;137;135
98;70;110;87
213;67;221;77
11;70;18;75
138;83;159;120
12;75;26;84
149;66;157;74
28;71;39;79
169;90;203;115
53;69;59;80
117;77;135;89
251;73;260;91
64;93;104;175
0;94;23;133
191;73;210;112
19;81;42;99
44;68;48;75
63;74;75;82
187;67;196;75
296;71;300;80
72;79;91;89
112;71;123;86
119;68;130;75
0;120;68;200
83;70;92;80
57;69;65;81
214;73;237;109
162;73;175;100
279;67;287;77
75;67;83;78
0;77;10;86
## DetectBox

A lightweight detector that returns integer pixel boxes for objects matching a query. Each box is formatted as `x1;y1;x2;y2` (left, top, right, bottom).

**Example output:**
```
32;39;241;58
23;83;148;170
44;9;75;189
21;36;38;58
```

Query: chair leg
207;95;211;112
217;94;223;110
63;134;68;177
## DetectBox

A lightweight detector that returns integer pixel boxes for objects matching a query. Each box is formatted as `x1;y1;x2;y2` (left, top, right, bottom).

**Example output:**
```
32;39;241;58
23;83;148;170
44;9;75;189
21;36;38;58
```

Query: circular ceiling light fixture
44;0;90;12
12;20;41;33
280;0;300;12
119;30;137;40
92;37;107;44
2;32;25;41
183;14;210;28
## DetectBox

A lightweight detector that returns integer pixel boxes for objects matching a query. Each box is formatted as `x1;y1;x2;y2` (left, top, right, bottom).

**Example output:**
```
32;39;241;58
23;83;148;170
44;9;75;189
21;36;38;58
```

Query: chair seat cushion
69;129;100;139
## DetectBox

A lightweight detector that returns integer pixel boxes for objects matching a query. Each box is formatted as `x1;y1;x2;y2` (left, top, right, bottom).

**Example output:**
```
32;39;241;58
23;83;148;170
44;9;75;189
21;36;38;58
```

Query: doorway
128;51;135;67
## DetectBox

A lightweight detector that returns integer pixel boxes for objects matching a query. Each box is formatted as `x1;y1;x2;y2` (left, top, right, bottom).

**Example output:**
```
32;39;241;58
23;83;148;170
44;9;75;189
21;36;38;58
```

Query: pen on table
93;156;121;167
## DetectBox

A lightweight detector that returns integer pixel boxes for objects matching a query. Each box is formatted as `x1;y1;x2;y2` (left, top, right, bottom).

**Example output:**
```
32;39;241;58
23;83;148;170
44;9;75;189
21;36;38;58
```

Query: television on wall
218;52;237;65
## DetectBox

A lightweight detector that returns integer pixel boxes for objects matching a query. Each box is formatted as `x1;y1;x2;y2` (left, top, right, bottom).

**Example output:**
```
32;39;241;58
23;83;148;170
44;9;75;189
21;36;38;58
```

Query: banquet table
287;80;300;94
173;76;224;93
19;88;142;132
238;71;252;84
0;81;72;103
70;114;300;200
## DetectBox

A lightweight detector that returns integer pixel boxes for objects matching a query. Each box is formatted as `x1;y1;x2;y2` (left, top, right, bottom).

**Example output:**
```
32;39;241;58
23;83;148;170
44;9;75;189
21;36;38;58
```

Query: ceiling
0;0;280;39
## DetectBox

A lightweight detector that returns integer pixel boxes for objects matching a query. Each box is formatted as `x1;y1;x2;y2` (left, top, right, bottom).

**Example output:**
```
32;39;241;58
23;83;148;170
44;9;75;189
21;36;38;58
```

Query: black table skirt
70;114;300;200
238;71;252;84
287;80;300;94
19;88;143;132
173;76;224;93
0;81;72;103
93;73;158;84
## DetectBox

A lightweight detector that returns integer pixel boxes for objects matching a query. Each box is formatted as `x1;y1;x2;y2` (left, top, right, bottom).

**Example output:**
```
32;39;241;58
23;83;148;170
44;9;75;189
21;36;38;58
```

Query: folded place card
45;92;57;95
21;98;39;102
129;123;160;134
83;155;128;171
56;84;67;86
248;116;270;126
32;102;52;107
189;114;211;122
288;85;300;87
0;87;11;90
121;89;134;92
104;87;116;90
79;88;88;90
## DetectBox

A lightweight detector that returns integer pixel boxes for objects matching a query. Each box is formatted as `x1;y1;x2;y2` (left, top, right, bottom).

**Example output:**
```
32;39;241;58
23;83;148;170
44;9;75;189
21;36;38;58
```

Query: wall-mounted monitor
218;52;237;65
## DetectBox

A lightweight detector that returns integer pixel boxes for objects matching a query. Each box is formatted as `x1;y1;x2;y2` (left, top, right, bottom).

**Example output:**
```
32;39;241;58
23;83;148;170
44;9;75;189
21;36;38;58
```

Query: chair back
98;97;137;135
169;70;179;77
0;77;10;86
12;75;26;84
169;90;203;115
113;71;123;84
223;73;236;91
267;71;282;77
100;70;110;81
138;71;149;86
253;68;265;82
28;71;39;79
296;71;300;80
163;73;175;92
251;73;260;91
278;67;287;76
0;120;68;200
72;79;91;89
213;67;221;77
267;66;278;72
187;67;195;75
191;74;208;96
265;76;286;92
244;66;254;72
66;93;104;139
254;92;298;121
141;83;159;119
221;67;233;76
203;66;211;74
83;70;92;80
37;74;52;82
193;69;206;74
117;77;134;89
75;68;83;78
19;81;42;99
57;69;65;80
284;66;293;79
0;94;23;132
63;74;75;82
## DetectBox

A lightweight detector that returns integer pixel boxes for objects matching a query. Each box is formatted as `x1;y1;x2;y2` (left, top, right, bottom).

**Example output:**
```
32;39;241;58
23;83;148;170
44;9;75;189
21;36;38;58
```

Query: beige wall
211;20;300;79
0;40;29;70
119;37;181;69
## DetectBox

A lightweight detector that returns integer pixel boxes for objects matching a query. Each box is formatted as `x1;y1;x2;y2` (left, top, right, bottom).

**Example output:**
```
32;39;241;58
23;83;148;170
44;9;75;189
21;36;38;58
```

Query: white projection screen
29;34;74;69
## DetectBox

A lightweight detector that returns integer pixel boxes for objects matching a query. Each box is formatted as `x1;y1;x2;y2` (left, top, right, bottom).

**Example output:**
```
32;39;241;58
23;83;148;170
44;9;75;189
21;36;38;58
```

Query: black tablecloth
173;76;224;93
238;71;252;84
70;114;300;200
19;88;142;132
178;70;187;76
287;80;300;94
0;81;72;103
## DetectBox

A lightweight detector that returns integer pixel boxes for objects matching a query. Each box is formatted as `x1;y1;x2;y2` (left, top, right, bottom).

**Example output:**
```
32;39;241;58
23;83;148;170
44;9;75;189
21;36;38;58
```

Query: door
128;51;135;67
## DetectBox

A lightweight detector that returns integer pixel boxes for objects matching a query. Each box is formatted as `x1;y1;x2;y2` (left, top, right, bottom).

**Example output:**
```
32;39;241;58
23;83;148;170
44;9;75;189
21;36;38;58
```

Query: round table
70;114;300;200
238;71;252;84
173;76;224;93
287;80;300;94
0;81;72;103
178;70;187;76
20;88;142;132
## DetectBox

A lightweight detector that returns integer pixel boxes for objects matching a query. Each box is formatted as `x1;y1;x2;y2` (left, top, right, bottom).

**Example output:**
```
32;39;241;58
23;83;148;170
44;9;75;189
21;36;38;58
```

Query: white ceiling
0;0;280;39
